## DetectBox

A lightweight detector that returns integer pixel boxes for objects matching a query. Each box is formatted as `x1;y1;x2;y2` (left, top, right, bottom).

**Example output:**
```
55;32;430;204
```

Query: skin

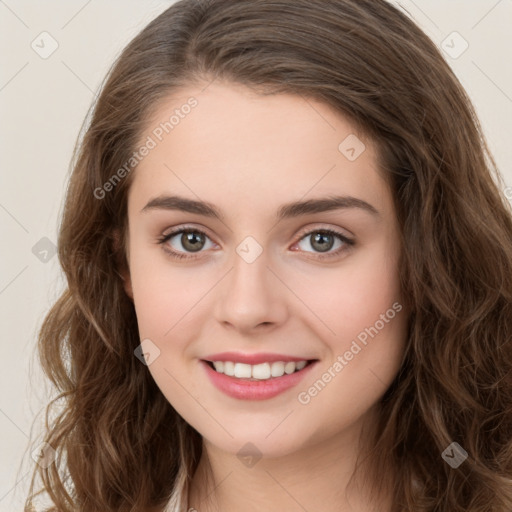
120;80;408;512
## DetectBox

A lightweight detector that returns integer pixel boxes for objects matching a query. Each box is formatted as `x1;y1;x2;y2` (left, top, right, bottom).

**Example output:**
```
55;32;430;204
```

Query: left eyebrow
140;194;381;220
276;195;380;220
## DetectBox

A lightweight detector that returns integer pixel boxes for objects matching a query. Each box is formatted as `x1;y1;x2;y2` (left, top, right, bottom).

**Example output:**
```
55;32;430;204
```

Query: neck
187;407;393;512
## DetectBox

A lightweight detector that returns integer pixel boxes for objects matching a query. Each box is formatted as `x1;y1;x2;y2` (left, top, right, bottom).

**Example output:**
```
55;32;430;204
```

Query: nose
213;248;289;334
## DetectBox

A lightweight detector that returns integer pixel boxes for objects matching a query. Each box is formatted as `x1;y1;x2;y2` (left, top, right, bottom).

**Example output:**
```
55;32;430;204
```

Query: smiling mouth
203;359;318;381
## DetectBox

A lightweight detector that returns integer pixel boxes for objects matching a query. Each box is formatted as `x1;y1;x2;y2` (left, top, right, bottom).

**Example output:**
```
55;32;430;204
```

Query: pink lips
200;357;318;401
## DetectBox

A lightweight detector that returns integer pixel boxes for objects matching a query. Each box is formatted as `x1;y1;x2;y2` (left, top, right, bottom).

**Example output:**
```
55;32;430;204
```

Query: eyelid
294;223;353;241
159;222;353;243
160;223;214;240
157;223;354;260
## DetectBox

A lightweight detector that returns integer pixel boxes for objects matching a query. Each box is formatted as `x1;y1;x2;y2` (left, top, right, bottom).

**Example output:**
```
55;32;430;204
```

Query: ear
112;229;133;300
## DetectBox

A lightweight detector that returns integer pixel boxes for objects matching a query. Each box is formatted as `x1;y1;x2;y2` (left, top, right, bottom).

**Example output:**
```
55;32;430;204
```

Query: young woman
25;0;512;511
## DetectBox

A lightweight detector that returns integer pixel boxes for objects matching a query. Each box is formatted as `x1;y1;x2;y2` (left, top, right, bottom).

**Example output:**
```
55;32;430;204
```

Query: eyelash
156;226;355;261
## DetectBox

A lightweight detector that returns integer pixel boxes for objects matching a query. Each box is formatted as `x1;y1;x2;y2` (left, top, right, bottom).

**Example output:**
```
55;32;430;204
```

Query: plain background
1;1;511;510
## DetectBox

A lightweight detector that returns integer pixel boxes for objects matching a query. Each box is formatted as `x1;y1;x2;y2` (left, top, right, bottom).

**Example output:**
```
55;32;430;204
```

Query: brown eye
157;227;215;259
294;228;355;259
178;231;206;252
309;232;336;252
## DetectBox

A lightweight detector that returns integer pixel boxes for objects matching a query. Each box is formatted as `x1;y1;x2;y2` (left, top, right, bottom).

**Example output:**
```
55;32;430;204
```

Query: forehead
128;81;392;220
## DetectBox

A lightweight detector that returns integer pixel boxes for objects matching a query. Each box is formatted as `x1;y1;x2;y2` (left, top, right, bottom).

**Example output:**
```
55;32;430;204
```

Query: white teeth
284;362;296;374
234;363;252;378
295;360;307;370
223;361;235;376
270;361;285;377
209;360;310;380
252;362;271;379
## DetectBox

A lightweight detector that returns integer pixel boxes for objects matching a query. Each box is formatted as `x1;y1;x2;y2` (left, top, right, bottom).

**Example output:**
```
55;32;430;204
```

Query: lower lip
200;360;318;400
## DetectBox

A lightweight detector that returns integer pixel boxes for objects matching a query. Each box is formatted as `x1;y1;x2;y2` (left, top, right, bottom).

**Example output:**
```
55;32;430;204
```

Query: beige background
1;1;511;510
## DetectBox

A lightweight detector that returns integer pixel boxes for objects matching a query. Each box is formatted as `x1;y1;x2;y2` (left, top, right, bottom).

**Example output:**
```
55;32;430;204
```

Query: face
121;80;408;458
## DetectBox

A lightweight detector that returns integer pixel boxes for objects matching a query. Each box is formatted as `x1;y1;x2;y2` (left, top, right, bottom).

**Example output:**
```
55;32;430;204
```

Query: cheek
128;249;206;404
128;246;216;377
129;246;191;338
294;257;406;439
294;242;402;342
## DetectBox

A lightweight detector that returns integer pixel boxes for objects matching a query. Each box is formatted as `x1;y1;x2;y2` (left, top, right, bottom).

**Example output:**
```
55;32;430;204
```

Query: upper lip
202;352;317;365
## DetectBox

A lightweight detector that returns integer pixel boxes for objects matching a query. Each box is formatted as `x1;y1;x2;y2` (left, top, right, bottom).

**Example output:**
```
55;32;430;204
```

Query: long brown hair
23;0;512;510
